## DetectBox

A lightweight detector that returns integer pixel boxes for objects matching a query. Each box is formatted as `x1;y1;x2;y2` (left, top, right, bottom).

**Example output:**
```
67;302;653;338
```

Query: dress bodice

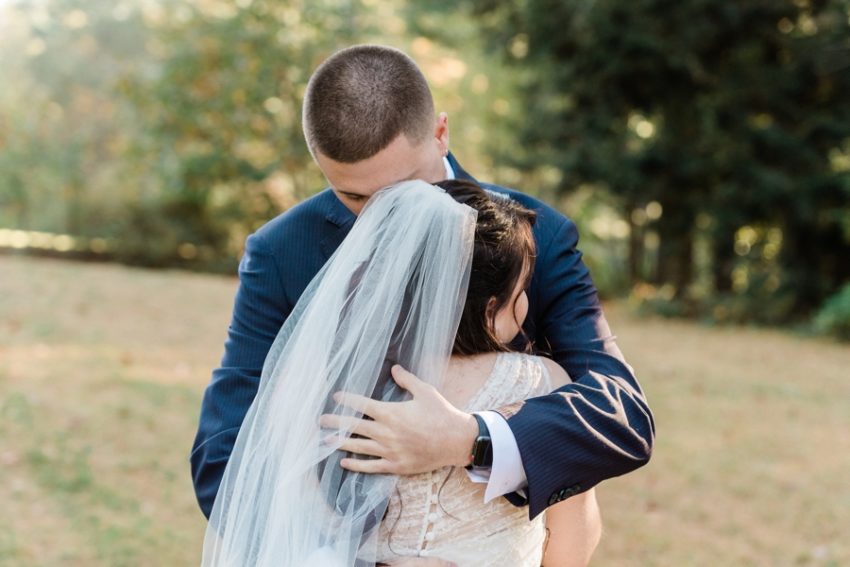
374;351;553;567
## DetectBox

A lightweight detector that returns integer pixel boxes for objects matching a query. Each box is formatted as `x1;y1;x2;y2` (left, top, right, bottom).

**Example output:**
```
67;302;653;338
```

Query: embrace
191;45;654;566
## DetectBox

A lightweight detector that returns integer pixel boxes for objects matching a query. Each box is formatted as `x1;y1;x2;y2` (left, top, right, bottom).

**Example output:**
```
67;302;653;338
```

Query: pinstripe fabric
190;153;654;520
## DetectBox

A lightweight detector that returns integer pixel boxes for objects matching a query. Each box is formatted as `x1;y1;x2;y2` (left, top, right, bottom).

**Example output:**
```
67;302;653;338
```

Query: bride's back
372;180;560;566
440;352;502;410
375;351;555;566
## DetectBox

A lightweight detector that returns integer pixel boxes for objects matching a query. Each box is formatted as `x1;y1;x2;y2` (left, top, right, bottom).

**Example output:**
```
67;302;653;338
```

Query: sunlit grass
1;255;848;566
1;256;225;565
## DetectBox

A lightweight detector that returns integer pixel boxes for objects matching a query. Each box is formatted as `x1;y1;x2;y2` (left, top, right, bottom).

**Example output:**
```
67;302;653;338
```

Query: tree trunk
655;215;694;296
627;210;644;284
712;225;736;293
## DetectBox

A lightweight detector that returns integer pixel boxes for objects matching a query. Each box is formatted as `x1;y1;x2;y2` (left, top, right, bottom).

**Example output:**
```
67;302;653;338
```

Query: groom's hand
380;558;458;567
319;364;478;475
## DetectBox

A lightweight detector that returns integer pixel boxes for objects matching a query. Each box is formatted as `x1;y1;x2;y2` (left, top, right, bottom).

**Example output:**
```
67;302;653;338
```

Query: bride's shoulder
522;354;570;389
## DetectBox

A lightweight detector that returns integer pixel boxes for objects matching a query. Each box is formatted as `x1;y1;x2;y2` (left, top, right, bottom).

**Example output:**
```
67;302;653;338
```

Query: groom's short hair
302;44;435;163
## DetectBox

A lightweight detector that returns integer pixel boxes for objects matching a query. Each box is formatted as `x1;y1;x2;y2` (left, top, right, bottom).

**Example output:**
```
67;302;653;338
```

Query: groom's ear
434;112;450;156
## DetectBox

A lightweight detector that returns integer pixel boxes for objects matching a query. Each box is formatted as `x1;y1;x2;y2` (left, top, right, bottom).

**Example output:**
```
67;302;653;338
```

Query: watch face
470;413;492;467
472;436;492;466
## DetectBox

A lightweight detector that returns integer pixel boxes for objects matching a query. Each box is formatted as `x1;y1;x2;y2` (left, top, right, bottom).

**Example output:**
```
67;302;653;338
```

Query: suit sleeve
190;232;290;518
498;218;655;519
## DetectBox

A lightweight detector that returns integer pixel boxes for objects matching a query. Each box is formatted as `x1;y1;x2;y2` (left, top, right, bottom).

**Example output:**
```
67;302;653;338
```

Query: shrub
813;283;850;341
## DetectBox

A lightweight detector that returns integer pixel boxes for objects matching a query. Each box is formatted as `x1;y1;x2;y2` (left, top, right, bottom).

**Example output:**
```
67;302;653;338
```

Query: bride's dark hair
436;179;537;355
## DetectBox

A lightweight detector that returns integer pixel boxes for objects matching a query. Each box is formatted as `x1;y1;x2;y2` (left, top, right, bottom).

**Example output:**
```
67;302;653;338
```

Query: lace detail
374;352;553;566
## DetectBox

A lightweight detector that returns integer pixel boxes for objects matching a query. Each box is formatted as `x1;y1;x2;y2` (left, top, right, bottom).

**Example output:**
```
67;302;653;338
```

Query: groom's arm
190;232;290;518
498;216;654;519
331;217;653;514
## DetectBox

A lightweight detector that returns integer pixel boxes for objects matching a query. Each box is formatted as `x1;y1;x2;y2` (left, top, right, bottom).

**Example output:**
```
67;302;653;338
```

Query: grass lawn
1;255;848;566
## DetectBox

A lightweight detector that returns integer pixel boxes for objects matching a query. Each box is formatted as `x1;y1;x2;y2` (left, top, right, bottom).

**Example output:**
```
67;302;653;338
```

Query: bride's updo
435;179;537;355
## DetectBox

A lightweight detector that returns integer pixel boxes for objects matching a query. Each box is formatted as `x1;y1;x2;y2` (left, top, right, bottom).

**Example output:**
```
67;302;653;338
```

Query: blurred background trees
429;0;850;327
1;0;849;336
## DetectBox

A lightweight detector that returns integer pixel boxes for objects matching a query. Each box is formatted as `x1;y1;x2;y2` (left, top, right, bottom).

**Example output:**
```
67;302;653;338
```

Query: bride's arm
541;488;602;567
536;357;602;565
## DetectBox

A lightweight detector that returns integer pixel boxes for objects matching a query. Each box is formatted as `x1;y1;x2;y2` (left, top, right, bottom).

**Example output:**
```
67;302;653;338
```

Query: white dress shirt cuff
463;410;528;503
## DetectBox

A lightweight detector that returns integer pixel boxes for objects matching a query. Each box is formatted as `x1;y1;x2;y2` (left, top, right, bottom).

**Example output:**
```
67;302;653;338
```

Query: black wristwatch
465;413;493;469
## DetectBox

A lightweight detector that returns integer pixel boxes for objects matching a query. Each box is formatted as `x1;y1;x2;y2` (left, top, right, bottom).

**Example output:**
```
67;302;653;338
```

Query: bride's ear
485;296;498;324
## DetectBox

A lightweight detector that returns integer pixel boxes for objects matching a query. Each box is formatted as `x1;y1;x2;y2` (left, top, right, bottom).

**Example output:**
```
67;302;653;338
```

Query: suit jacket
190;153;654;520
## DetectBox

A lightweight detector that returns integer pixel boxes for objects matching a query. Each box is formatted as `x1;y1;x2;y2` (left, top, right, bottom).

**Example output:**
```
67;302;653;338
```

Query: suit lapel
320;189;356;261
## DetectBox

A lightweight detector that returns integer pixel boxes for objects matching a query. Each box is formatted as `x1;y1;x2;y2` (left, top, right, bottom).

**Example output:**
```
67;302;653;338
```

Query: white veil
201;180;477;566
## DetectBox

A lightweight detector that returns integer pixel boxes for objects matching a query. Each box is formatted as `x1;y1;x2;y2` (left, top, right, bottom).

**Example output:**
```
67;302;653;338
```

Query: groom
191;45;654;522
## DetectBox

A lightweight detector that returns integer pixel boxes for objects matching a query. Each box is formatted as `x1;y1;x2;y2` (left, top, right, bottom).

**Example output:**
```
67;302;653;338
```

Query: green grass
1;255;848;566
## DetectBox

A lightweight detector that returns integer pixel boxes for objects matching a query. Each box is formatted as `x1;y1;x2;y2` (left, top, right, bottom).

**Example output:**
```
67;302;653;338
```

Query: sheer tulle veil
201;180;477;566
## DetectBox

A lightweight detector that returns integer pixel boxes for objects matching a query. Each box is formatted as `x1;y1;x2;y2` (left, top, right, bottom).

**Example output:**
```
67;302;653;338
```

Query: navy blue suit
191;154;654;520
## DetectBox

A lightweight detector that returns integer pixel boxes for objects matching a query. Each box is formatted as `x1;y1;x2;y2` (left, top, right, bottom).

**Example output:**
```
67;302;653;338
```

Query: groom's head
303;44;449;214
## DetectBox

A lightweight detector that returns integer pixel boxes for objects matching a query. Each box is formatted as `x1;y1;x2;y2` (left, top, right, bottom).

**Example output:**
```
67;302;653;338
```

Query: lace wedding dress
374;351;554;567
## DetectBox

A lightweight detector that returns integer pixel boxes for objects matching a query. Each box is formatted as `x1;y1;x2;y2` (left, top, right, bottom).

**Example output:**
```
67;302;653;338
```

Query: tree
451;0;850;321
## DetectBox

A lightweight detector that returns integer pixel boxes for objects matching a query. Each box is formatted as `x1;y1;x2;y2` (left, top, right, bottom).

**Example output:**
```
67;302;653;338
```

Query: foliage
111;0;354;269
814;283;850;340
1;0;520;271
4;0;849;325
446;0;850;324
0;0;152;237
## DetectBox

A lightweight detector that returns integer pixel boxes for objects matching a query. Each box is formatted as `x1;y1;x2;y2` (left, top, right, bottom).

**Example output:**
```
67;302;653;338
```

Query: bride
201;179;601;566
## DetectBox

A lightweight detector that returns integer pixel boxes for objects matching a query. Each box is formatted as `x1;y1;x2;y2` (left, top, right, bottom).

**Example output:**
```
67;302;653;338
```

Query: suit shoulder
251;188;338;247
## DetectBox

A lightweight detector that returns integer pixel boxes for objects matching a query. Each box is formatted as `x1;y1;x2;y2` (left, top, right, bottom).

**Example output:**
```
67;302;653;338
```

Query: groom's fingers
334;391;385;419
319;414;382;439
388;558;458;567
391;365;429;397
333;436;384;458
340;456;395;474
